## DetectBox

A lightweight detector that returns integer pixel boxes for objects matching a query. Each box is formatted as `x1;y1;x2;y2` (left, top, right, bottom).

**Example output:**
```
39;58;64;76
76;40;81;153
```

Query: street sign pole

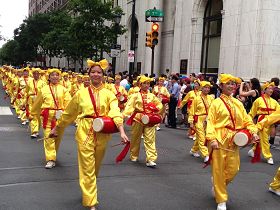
151;46;155;76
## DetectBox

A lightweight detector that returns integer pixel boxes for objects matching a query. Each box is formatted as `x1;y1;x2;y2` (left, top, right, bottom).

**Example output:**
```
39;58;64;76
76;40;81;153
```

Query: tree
66;0;126;69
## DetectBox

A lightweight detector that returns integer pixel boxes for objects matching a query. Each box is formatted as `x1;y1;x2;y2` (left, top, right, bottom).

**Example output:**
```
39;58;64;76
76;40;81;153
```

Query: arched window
200;0;223;74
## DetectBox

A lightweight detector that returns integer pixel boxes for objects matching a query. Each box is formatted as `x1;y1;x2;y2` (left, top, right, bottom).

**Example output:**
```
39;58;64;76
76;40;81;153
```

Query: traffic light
151;23;159;46
146;31;153;48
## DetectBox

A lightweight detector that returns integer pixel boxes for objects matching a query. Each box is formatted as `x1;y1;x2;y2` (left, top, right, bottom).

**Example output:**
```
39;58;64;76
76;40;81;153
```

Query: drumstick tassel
251;142;261;163
115;142;130;163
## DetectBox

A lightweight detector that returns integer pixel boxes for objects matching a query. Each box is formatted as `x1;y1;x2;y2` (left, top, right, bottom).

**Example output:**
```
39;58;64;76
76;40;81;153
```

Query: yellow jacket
249;95;279;120
31;83;72;116
188;94;214;124
206;94;258;144
180;90;201;108
152;85;170;98
56;84;123;128
123;91;163;123
109;84;128;96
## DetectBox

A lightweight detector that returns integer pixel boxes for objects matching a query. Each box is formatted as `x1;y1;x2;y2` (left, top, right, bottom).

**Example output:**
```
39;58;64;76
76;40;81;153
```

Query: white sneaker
217;202;226;210
156;126;161;131
31;133;37;138
190;150;200;157
146;161;157;167
204;156;209;163
130;158;138;162
267;158;274;165
21;121;27;125
90;206;96;210
248;149;254;157
45;161;56;169
141;135;144;139
17;116;21;119
269;187;280;196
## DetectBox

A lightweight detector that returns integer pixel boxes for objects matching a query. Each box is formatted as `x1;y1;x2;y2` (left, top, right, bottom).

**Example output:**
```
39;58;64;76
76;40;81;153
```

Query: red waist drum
160;96;170;104
233;129;252;147
141;114;162;126
93;117;119;133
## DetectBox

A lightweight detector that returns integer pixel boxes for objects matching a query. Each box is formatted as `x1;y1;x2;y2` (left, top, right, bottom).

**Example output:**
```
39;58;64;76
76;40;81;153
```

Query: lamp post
129;0;136;75
112;14;122;77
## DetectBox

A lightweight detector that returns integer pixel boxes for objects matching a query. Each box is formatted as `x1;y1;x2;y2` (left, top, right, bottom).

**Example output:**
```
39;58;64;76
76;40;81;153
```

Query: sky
0;0;29;47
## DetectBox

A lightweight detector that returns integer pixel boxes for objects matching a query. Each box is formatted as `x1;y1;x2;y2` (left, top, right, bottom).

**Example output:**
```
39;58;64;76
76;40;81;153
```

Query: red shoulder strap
220;96;235;129
88;87;99;117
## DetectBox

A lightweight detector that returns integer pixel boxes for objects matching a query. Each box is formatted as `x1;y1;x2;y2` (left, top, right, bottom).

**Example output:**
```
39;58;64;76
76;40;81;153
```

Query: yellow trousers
211;140;240;203
270;167;280;190
74;119;111;207
28;99;40;134
42;113;62;161
191;117;209;157
131;121;157;162
252;127;272;159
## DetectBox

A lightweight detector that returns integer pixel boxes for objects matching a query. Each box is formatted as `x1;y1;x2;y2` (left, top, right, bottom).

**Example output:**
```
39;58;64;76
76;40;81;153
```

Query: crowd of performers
0;63;280;210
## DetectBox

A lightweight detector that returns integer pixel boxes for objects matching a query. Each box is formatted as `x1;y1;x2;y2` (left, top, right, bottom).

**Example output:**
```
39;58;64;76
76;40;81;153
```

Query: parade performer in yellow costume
180;80;201;138
189;81;214;162
248;82;279;165
71;74;83;96
110;75;128;111
25;68;46;138
50;59;129;210
61;72;72;93
127;79;140;98
206;74;259;210
257;109;280;196
31;68;71;169
152;77;170;131
123;76;163;167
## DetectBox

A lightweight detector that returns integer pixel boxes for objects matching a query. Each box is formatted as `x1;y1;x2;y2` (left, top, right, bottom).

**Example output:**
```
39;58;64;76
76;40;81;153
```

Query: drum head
56;110;62;119
93;118;104;132
141;115;149;125
119;95;124;101
234;132;249;147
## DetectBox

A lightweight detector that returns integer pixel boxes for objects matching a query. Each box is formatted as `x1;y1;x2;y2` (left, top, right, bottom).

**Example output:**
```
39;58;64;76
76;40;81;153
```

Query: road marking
0;106;12;115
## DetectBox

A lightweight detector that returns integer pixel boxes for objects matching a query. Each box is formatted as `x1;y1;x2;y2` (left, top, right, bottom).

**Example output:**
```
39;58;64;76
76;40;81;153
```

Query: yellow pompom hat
219;74;241;84
87;59;109;72
139;76;153;84
158;77;165;81
47;68;61;77
262;82;275;90
200;81;212;87
115;75;122;80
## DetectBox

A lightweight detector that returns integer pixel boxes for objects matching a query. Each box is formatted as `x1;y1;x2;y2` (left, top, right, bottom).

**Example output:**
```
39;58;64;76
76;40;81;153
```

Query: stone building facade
117;0;280;81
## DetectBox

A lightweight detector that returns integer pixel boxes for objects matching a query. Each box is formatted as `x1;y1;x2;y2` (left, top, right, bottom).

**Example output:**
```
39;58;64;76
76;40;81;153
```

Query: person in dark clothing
168;75;180;128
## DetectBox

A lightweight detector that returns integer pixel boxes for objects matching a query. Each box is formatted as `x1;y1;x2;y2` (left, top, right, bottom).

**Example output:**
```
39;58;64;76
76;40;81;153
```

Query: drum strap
220;96;236;130
261;95;271;115
200;95;208;115
115;85;121;96
49;84;59;109
33;79;37;95
88;87;99;117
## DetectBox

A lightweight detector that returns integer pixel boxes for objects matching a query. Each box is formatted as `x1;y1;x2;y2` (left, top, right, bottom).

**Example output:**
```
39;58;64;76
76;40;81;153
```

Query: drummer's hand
118;125;130;144
210;140;219;149
252;133;260;144
49;126;58;138
120;132;130;144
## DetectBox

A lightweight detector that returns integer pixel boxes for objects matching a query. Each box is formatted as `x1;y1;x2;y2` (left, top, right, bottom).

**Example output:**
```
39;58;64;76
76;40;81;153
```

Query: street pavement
0;86;280;210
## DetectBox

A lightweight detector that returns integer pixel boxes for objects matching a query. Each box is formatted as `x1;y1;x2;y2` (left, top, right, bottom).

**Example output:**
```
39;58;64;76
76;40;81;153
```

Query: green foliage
0;0;126;68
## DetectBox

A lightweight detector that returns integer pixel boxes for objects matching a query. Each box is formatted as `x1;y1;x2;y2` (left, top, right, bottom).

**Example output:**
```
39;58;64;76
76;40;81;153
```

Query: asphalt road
0;85;279;210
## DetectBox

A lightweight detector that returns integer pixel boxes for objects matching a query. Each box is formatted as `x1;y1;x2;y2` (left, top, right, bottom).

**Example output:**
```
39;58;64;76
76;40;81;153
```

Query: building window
200;0;223;74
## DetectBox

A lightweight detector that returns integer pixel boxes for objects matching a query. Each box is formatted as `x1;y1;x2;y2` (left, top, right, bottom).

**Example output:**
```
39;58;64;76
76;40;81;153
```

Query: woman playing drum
188;81;214;162
50;59;129;210
258;109;280;196
248;82;280;165
123;76;163;167
206;74;259;210
31;68;72;169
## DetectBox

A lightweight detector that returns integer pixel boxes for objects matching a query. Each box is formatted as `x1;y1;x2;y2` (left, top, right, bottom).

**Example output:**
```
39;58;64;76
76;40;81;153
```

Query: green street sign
145;9;164;22
145;9;164;17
